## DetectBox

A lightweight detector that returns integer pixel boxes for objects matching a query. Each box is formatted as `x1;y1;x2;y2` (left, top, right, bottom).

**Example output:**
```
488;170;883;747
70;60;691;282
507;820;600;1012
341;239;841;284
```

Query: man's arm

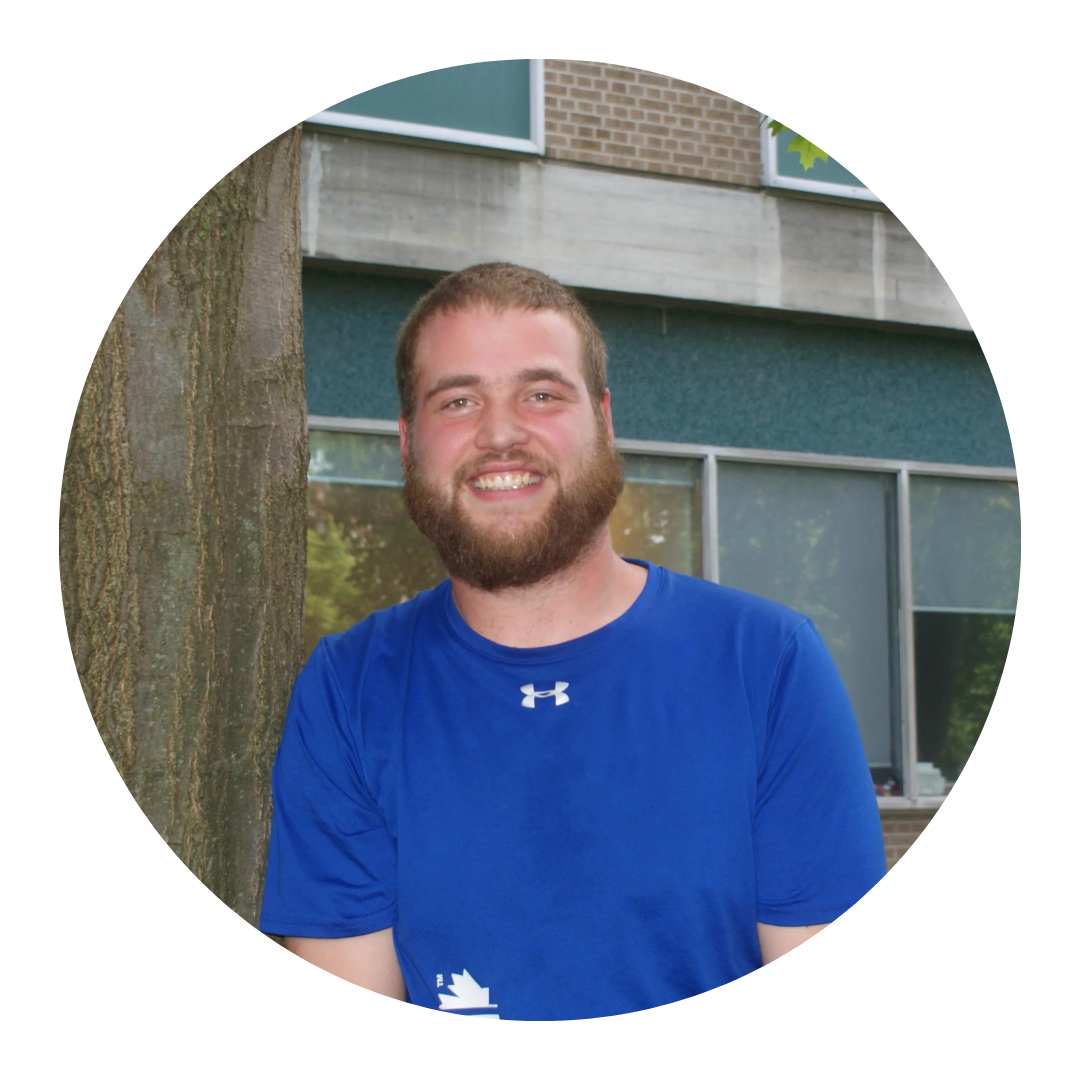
757;922;828;965
286;928;408;1000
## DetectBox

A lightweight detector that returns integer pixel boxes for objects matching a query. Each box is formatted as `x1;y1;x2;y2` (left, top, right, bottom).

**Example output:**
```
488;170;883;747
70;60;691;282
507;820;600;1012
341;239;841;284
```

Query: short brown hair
394;263;608;420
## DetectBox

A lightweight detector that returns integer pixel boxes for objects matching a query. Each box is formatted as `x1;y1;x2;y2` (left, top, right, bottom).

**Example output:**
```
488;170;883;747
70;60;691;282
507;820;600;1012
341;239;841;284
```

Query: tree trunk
59;128;308;927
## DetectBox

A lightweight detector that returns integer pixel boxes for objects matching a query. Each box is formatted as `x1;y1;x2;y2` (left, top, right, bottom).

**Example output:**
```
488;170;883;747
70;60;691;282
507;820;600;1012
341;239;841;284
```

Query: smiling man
259;263;886;1020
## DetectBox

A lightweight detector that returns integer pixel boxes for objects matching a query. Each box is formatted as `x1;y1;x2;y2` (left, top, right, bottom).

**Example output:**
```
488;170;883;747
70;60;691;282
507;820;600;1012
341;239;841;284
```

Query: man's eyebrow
516;367;578;389
422;374;484;404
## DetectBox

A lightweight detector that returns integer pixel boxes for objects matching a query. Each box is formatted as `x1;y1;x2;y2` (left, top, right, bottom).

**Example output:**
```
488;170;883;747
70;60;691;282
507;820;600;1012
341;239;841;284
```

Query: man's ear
599;390;614;442
399;415;409;466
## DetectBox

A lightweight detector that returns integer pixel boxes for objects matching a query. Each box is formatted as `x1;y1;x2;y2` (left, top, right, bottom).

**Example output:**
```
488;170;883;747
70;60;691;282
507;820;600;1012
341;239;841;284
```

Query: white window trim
306;58;545;156
760;117;881;202
307;414;1017;809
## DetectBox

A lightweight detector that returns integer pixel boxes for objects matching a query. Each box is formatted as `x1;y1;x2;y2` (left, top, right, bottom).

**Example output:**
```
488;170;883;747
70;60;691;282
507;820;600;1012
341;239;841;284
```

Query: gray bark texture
59;128;308;927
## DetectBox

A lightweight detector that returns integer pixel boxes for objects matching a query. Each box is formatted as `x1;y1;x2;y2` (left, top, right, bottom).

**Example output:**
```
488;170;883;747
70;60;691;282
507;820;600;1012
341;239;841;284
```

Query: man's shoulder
653;566;810;639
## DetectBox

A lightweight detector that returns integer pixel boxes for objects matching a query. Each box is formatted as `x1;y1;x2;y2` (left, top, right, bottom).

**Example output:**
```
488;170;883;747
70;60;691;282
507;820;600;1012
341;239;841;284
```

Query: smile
469;472;543;491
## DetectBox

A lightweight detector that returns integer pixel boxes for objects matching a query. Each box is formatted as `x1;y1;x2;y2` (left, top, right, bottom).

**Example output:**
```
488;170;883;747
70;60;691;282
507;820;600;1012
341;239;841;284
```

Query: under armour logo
520;682;569;708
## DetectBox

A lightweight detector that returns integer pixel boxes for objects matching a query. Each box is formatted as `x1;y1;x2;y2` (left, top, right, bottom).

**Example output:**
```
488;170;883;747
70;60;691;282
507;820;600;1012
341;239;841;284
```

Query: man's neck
449;533;649;648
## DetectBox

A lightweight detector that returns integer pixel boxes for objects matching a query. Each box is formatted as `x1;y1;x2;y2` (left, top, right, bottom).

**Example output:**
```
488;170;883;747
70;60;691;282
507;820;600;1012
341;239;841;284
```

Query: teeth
471;472;542;491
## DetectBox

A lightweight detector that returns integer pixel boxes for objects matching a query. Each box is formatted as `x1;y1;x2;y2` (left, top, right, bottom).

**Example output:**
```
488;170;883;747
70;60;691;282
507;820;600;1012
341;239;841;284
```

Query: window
613;455;702;578
715;462;899;788
307;59;545;155
760;119;880;202
305;418;1019;806
306;428;442;657
908;476;1020;795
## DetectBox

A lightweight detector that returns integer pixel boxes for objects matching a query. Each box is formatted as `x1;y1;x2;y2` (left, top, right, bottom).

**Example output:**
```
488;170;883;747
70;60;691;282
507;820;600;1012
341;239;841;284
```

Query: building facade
299;60;1020;870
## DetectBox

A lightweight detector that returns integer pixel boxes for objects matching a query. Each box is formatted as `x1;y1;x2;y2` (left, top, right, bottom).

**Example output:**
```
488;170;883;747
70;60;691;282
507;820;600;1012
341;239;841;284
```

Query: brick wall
544;60;762;187
880;809;937;871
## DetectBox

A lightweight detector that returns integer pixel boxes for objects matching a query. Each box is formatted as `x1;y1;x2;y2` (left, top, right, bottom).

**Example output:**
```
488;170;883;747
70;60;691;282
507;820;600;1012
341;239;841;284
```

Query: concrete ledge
301;130;970;332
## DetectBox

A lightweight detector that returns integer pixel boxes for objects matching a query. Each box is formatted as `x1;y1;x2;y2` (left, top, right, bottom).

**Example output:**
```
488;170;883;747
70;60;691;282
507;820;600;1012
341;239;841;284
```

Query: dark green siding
303;267;1014;468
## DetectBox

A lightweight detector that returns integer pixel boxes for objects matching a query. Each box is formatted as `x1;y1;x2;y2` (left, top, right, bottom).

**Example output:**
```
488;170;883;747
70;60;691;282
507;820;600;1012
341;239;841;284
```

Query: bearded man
260;263;886;1020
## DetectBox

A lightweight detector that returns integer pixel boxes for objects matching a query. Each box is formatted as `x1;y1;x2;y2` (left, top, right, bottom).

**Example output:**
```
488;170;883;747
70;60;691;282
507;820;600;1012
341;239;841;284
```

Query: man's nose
474;399;529;452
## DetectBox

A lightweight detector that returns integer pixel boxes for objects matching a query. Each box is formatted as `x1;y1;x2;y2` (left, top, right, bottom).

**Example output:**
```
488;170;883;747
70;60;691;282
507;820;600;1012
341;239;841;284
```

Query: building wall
544;60;762;187
300;133;970;332
304;268;1012;467
881;810;936;871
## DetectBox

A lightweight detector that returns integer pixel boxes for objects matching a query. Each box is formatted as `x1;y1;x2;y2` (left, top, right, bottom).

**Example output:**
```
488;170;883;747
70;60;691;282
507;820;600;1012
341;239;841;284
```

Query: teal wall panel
303;268;1014;468
322;60;532;139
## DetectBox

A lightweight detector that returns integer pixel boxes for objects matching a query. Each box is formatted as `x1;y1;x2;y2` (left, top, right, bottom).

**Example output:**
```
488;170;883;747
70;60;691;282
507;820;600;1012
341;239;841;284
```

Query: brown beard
402;426;625;592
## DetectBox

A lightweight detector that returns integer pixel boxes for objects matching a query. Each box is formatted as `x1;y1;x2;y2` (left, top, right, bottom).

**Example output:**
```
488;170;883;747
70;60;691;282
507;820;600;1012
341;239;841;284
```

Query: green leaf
786;134;829;171
764;119;830;170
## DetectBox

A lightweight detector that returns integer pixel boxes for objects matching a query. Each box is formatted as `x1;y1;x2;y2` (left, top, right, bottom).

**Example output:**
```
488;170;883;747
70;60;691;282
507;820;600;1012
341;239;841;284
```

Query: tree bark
59;128;308;927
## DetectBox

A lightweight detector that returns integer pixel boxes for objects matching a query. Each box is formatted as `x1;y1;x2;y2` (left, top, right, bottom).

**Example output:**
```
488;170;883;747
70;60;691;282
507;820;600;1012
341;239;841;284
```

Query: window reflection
910;476;1020;795
715;462;899;787
913;612;1013;793
612;454;702;577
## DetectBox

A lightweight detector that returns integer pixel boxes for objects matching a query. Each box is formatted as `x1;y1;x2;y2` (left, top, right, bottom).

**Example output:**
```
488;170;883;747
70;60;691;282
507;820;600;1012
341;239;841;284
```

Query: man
260;263;886;1020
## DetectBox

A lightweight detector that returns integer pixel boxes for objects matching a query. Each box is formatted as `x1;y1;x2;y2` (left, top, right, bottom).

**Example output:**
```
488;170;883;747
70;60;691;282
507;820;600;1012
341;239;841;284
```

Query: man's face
400;304;624;590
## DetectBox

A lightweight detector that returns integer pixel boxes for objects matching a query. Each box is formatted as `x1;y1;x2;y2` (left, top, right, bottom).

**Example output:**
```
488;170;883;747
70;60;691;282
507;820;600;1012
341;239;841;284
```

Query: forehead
413;305;584;385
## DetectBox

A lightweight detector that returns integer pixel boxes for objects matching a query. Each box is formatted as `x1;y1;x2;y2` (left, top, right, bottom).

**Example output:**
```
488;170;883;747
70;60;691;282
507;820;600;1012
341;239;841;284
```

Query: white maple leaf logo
437;969;497;1011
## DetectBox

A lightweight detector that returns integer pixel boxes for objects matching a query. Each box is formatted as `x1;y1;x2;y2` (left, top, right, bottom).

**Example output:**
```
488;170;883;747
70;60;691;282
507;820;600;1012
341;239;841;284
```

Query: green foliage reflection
304;481;445;657
915;612;1014;786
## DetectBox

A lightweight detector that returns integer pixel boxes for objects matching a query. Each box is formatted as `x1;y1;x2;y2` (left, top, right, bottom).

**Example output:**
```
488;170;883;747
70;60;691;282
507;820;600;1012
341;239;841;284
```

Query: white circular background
5;3;1074;1074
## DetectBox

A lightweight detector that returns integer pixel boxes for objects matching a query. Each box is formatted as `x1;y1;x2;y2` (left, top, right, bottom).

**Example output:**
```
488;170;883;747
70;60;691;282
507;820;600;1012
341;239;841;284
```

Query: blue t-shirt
260;563;885;1020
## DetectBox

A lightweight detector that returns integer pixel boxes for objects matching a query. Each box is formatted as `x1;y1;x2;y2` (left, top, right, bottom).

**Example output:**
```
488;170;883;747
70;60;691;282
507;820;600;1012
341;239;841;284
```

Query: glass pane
716;462;898;780
309;427;403;484
322;60;532;140
914;612;1014;794
910;477;1020;612
773;127;867;188
306;431;445;658
611;454;702;577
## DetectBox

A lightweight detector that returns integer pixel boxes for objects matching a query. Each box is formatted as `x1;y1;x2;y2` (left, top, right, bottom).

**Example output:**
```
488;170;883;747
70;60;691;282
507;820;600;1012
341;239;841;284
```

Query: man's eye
444;398;472;410
531;392;556;403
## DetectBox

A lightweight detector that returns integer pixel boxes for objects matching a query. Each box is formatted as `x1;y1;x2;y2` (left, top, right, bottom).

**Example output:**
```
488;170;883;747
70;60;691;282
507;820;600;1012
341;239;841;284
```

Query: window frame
307;414;1018;809
306;59;546;155
759;116;881;202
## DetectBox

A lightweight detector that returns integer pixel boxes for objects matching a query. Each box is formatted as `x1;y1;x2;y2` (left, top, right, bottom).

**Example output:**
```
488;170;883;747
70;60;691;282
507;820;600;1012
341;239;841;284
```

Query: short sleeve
753;620;886;926
259;641;397;937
